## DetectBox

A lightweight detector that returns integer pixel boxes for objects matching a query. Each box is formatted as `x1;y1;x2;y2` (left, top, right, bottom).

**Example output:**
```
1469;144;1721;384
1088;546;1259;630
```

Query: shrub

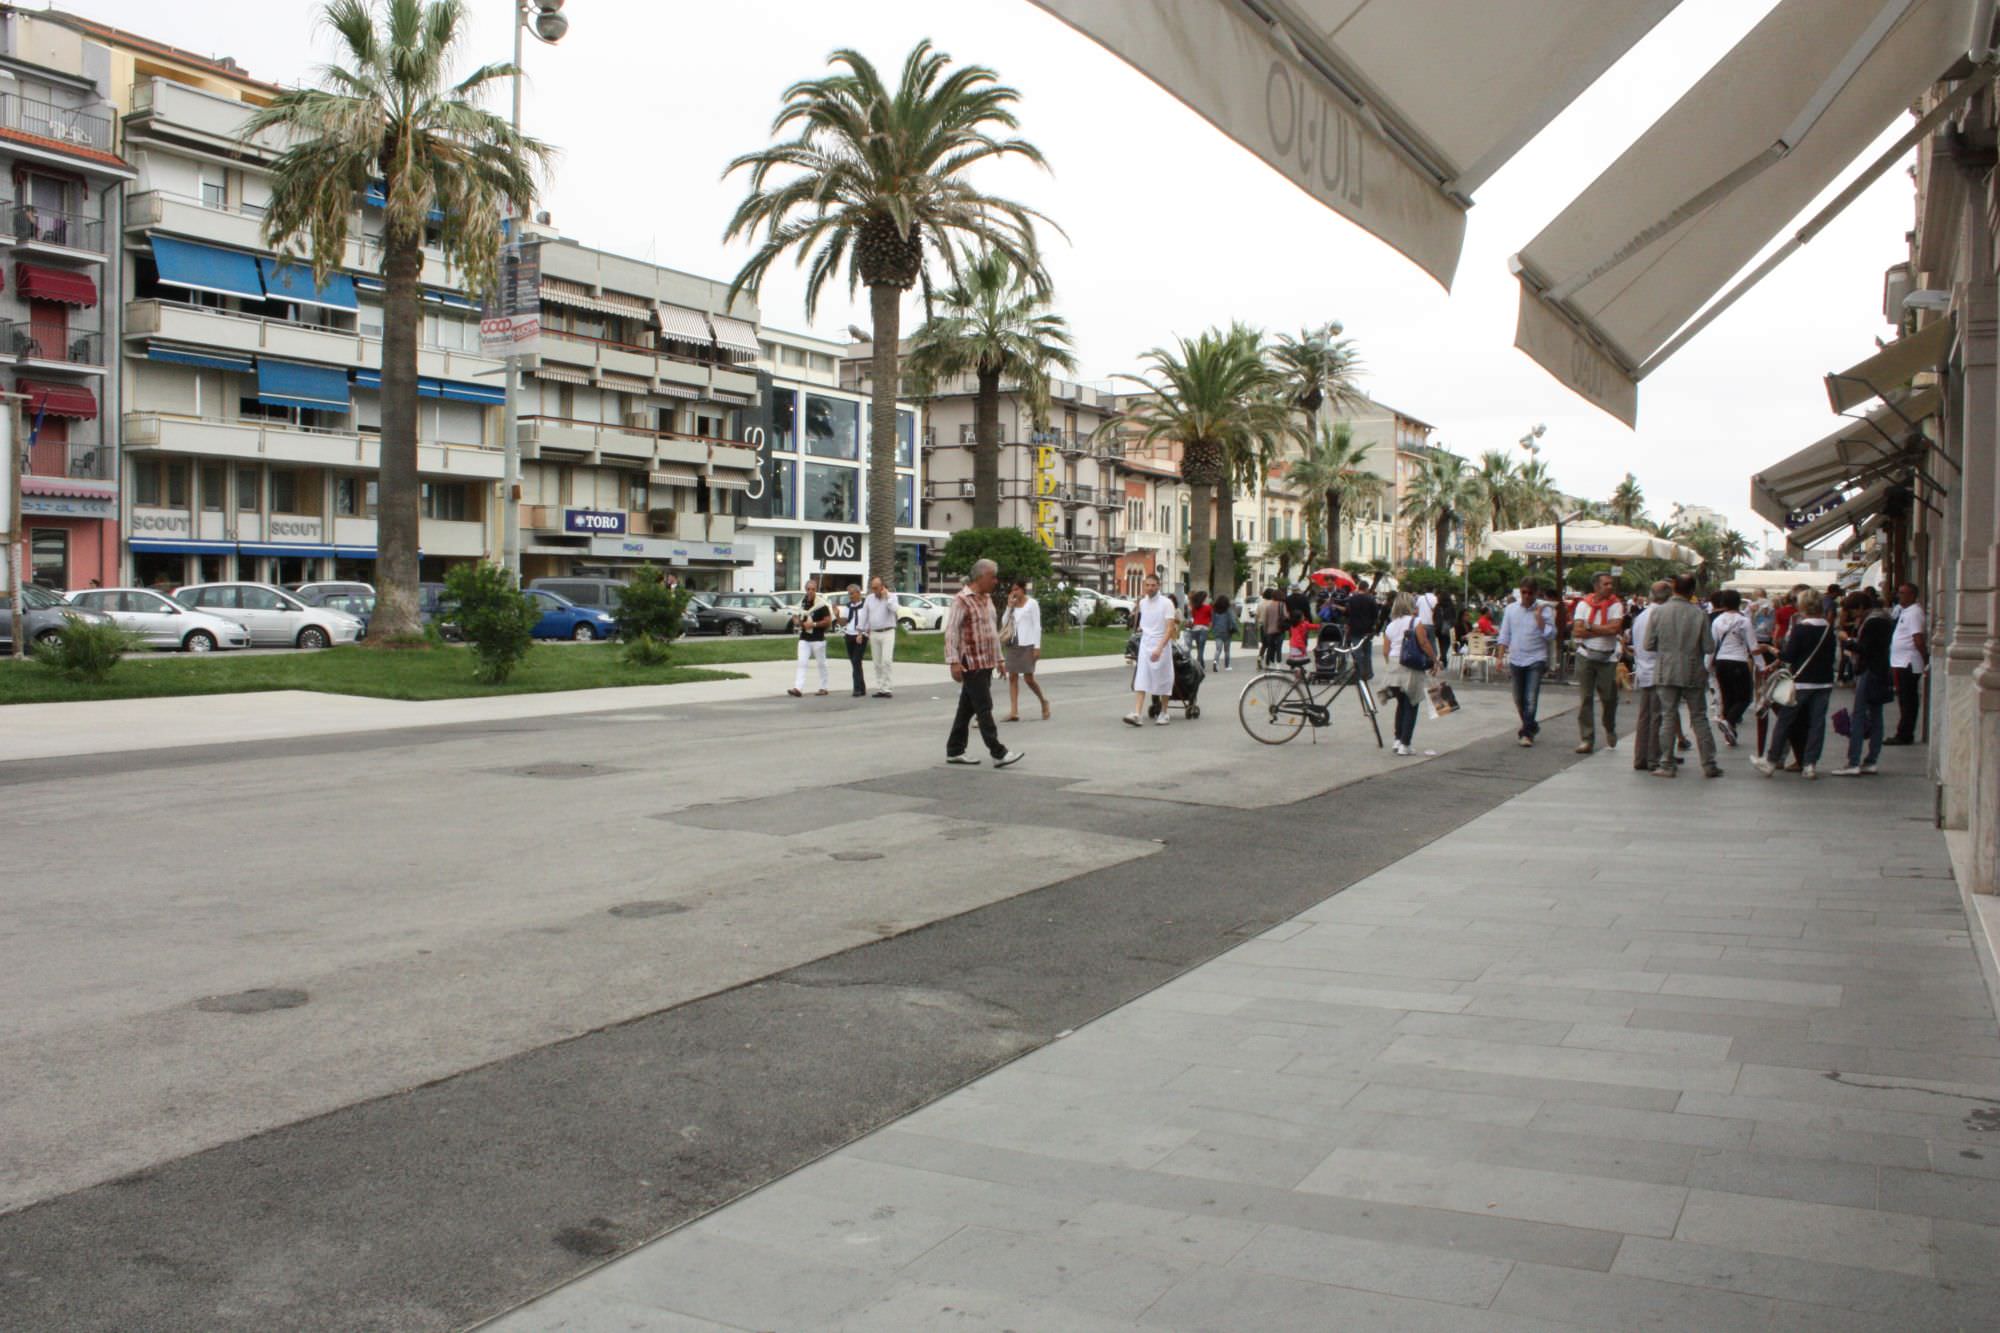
1037;584;1077;632
1466;553;1526;599
1086;600;1124;629
443;562;537;683
621;633;675;668
1395;566;1457;597
614;566;689;643
32;614;137;682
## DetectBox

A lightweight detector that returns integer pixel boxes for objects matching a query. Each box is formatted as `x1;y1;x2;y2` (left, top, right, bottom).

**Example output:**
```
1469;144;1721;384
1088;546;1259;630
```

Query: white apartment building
1338;395;1434;567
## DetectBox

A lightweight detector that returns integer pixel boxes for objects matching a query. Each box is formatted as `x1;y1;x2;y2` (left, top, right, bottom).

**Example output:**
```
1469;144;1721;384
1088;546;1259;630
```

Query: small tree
1466;552;1526;599
444;562;537;683
938;527;1055;591
616;566;690;666
1395;566;1456;597
33;615;138;682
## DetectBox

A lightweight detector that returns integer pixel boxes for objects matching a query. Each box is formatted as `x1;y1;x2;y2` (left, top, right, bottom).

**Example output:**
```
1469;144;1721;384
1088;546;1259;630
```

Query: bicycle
1237;628;1385;747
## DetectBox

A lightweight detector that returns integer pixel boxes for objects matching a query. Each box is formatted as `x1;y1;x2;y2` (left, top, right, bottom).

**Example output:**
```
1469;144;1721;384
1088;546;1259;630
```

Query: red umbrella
1308;567;1358;590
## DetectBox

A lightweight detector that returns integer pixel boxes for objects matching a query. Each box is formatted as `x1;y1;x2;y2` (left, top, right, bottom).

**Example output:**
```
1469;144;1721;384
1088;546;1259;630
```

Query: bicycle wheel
1239;672;1309;745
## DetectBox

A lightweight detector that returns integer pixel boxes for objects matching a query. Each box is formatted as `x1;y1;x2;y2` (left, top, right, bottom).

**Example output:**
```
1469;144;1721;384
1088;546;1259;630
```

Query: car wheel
571;622;597;641
722;620;748;637
32;628;62;652
899;617;915;631
183;630;217;653
296;626;330;650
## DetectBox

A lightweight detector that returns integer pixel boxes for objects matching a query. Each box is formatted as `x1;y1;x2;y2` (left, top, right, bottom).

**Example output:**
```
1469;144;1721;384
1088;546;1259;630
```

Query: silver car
0;584;113;654
703;592;793;634
172;582;362;649
67;587;252;652
894;593;947;631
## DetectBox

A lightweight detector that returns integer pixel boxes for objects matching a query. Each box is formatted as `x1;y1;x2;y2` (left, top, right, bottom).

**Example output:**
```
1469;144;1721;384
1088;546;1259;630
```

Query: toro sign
564;508;627;535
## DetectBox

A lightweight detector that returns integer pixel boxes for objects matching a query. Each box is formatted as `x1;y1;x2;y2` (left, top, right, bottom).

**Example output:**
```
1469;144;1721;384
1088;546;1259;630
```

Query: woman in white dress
1000;579;1048;722
1125;574;1180;727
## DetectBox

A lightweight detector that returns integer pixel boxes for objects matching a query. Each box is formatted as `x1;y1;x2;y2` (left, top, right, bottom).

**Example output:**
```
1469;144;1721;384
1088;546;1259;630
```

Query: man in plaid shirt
943;558;1023;769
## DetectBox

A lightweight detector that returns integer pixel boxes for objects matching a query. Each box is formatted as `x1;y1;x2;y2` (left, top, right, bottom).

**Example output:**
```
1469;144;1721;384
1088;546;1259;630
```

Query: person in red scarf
1571;571;1625;754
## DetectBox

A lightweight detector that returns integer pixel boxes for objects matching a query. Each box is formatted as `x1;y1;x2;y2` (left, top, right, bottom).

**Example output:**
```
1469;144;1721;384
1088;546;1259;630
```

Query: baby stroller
1126;632;1206;719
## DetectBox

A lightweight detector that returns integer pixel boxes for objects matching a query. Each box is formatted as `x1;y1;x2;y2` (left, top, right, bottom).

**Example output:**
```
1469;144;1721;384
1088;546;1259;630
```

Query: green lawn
0;644;743;705
668;624;1132;667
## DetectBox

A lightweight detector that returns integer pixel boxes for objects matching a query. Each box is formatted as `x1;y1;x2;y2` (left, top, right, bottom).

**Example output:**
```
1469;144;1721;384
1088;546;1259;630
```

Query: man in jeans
1628;581;1671;774
943;559;1023;769
1495;577;1555;747
1571;571;1624;754
1642;573;1723;779
1885;582;1928;744
838;582;869;697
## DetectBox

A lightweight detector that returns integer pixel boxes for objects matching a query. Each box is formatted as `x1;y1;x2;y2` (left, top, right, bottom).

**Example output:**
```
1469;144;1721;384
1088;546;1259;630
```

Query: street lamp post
501;0;567;580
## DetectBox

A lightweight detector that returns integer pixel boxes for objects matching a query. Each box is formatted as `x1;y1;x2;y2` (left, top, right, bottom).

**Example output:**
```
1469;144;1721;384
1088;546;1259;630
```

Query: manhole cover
609;900;690;918
499;763;625;779
831;851;884;862
195;988;308;1014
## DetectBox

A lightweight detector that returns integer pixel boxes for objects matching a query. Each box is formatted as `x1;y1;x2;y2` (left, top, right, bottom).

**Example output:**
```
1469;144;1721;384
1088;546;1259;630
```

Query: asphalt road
0;666;1579;1331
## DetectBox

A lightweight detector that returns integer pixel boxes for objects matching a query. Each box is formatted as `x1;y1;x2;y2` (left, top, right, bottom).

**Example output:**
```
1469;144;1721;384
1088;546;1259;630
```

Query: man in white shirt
1886;582;1927;744
859;576;900;697
1628;582;1669;773
1494;578;1555;746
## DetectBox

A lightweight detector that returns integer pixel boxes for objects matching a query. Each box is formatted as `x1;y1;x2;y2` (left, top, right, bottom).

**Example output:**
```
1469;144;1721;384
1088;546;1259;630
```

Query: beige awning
655;304;712;344
1032;0;1683;287
597;371;652;395
540;276;649;317
649;468;700;488
1785;476;1897;552
1512;0;1976;425
1825;315;1955;412
1839;511;1887;555
655;382;701;401
708;313;760;359
1749;386;1939;527
706;473;752;492
532;364;591;386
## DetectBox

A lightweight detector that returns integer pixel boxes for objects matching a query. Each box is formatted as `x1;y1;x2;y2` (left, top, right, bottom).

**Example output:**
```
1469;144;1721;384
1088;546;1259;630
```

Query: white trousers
794;640;828;690
870;628;896;692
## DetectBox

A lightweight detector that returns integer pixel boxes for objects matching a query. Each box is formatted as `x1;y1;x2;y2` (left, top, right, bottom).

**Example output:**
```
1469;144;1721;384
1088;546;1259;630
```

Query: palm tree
1720;528;1755;571
1471;450;1520;536
1515;458;1563;525
1269;323;1366;442
1286;420;1385;567
1265;536;1306;583
1399;452;1471;569
725;41;1052;582
1609;473;1646;525
904;246;1074;529
249;0;547;638
1113;324;1293;595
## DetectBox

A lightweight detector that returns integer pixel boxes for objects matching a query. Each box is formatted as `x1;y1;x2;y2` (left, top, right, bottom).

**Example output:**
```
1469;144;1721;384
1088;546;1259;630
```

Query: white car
172;582;363;649
66;587;252;652
894;592;947;631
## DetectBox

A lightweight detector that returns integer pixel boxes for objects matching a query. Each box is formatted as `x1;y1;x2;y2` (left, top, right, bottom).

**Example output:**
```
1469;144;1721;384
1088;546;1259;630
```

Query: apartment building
0;8;134;591
1112;445;1186;599
1235;461;1308;587
1334;395;1433;567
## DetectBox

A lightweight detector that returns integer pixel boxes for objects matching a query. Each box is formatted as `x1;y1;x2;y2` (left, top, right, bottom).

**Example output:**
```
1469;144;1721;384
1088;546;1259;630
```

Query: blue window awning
352;368;382;391
354;275;385;294
129;538;238;555
258;258;358;311
257;358;351;412
146;343;254;373
239;542;339;559
149;235;265;301
423;289;480;311
350;369;503;405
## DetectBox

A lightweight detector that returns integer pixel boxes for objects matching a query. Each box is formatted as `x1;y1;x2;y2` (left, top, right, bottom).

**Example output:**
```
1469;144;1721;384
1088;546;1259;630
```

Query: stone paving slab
486;745;2000;1331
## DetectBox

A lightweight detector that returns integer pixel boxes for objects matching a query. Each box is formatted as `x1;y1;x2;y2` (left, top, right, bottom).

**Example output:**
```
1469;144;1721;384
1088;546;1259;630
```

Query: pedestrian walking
1257;586;1286;668
1495;577;1555;746
836;582;870;697
1187;590;1212;668
1571;571;1623;754
860;575;899;696
1344;580;1378;680
1643;574;1724;779
786;579;831;697
1000;580;1048;722
1629;581;1670;773
1126;573;1179;727
1708;589;1755;746
1752;588;1838;779
1834;589;1893;776
1885;582;1928;745
1433;587;1457;668
943;559;1022;769
1381;591;1435;757
1210;595;1237;672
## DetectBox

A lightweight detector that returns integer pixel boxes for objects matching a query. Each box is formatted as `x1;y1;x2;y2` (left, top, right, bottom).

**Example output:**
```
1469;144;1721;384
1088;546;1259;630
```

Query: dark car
319;592;375;639
287;580;375;607
684;595;762;637
0;584;113;654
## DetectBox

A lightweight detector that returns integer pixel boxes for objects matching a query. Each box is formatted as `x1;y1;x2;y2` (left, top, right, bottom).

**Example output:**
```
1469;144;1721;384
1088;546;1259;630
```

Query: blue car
527;588;617;641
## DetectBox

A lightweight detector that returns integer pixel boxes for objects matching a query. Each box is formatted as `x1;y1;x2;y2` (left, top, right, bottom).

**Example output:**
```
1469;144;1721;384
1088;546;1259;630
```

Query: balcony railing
0;321;102;366
9;203;104;253
21;440;112;480
0;92;114;155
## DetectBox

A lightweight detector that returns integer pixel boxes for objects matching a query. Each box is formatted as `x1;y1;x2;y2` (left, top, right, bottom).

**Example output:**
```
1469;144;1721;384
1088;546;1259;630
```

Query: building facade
1109;422;1187;598
0;8;134;591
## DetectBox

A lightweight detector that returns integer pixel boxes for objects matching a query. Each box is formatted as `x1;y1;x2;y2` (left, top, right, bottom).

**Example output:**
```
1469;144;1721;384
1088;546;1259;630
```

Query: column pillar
1943;269;1996;830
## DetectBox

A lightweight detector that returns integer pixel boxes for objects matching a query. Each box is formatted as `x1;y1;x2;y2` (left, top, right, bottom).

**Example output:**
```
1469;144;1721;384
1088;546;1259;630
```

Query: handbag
1757;620;1831;714
1398;625;1433;672
1832;706;1852;737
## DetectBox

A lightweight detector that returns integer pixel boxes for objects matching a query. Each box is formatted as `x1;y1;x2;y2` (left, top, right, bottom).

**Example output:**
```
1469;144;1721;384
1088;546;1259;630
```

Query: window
629;474;649;513
190;585;237;609
423;482;475;521
29;529;67;589
772;534;800;591
238;469;260;512
767;387;796;452
269;469;301;514
896;474;914;527
131;459;192;508
803;394;858;459
201;463;224;511
766;458;796;518
133;458;160;507
239;586;284;611
895;409;915;467
1158;504;1169;533
1267;517;1276;542
803;462;858;523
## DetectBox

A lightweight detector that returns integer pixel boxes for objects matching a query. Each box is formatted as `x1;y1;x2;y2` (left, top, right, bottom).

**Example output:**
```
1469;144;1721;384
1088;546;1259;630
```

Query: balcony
517;414;748;474
22;439;112;480
926;478;976;500
0;321;104;372
8;203;105;257
126;189;462;290
125;299;500;382
124;412;502;479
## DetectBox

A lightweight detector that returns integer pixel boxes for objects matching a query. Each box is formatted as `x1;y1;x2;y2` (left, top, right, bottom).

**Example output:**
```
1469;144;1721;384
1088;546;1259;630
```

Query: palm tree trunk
1327;490;1342;568
1214;485;1236;598
1187;482;1212;596
867;283;900;583
1436;515;1452;570
971;365;1001;530
373;235;424;639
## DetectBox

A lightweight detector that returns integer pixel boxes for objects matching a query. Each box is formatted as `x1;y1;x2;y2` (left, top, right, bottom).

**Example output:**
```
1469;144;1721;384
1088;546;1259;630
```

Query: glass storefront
772;534;800;591
894;541;926;594
803;462;858;523
803;394;858;460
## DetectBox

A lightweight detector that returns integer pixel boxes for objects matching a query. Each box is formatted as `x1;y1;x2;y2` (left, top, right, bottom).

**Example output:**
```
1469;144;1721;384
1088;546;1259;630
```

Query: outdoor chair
1459;632;1497;683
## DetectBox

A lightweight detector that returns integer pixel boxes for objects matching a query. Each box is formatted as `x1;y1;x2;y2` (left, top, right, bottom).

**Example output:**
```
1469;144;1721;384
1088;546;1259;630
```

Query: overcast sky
78;0;1917;548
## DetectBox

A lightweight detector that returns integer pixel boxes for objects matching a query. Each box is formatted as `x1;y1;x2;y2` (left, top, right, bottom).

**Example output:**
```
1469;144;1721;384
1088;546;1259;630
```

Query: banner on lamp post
480;239;542;358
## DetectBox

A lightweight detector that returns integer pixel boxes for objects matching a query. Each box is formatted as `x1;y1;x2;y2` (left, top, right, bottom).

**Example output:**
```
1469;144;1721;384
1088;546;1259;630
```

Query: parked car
286;580;375;607
172;582;363;649
683;595;763;637
416;582;462;640
65;587;251;652
1071;591;1135;625
701;592;792;634
888;592;944;631
528;576;630;613
318;592;375;639
525;588;616;640
0;584;113;654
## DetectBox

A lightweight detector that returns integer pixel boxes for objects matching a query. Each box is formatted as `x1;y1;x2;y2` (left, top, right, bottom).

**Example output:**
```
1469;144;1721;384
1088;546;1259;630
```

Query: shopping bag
1426;679;1457;718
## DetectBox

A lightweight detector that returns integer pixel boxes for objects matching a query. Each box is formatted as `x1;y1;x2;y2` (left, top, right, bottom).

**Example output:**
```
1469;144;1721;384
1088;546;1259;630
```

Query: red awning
18;379;98;419
16;262;96;306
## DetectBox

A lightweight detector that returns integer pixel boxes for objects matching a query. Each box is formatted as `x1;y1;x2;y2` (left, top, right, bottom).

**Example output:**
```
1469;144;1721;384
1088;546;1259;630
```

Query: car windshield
533;590;573;608
20;585;63;609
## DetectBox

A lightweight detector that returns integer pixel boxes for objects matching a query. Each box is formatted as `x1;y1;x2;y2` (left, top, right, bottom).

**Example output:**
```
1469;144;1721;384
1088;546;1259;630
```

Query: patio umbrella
1486;520;1703;565
1308;567;1358;590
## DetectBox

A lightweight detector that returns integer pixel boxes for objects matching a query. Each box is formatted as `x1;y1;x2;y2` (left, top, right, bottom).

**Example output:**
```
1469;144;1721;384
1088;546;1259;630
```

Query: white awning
1512;0;1978;425
1031;0;1685;287
1486;519;1702;564
1825;314;1955;412
649;468;700;488
1785;476;1897;551
531;364;591;385
655;381;701;401
1749;386;1939;527
706;473;753;492
655;304;712;344
708;313;760;359
597;371;652;395
541;276;649;317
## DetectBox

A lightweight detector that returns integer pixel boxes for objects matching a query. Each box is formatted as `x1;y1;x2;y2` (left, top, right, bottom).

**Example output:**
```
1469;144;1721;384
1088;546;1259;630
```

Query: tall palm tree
249;0;547;638
1269;323;1366;442
1515;457;1563;525
1471;450;1520;536
725;41;1052;581
1285;420;1385;567
904;246;1074;529
1113;324;1293;595
1609;472;1646;525
1265;536;1306;583
1399;452;1471;569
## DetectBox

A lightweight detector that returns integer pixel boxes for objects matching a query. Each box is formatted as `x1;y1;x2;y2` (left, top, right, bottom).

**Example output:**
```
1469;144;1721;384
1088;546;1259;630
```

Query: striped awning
655;303;711;344
540;276;650;317
706;472;752;491
533;364;591;385
649;467;700;487
655;382;701;401
709;313;759;359
597;371;652;394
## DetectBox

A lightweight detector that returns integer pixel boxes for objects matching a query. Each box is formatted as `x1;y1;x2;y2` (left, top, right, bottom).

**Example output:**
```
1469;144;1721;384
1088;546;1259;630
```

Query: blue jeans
1189;627;1209;666
1510;661;1545;738
1212;633;1230;669
1847;674;1885;767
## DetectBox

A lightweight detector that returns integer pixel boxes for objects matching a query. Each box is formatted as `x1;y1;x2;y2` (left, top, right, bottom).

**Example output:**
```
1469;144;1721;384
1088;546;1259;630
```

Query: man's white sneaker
1831;765;1862;777
1393;741;1410;756
1751;756;1776;777
1859;762;1879;774
994;750;1024;769
1802;764;1818;780
945;754;980;766
1154;713;1171;726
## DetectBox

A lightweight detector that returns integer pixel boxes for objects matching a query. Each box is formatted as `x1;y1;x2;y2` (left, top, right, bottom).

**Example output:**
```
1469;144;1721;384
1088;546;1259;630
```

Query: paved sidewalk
489;746;2000;1331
